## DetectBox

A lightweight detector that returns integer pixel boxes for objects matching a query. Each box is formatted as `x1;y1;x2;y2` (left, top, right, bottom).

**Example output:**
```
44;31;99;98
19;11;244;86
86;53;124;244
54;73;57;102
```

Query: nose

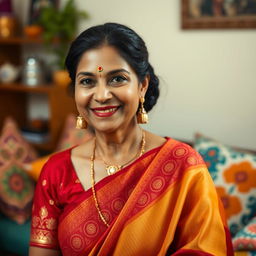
93;83;112;103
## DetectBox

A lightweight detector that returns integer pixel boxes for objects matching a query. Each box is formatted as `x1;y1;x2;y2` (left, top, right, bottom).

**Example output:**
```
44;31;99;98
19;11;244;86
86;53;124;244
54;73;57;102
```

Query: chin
92;120;135;134
92;123;121;134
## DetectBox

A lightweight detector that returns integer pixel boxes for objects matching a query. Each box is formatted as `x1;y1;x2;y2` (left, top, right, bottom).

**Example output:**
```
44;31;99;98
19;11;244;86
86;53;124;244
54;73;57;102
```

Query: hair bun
144;64;159;112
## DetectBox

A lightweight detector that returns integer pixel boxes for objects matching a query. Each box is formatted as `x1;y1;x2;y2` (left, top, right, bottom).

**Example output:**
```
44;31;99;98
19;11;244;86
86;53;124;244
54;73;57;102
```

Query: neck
94;125;144;164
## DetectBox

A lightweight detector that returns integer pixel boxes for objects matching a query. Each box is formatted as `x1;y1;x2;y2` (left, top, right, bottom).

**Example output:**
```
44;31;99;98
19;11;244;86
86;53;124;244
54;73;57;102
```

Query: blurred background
0;0;255;152
0;1;256;255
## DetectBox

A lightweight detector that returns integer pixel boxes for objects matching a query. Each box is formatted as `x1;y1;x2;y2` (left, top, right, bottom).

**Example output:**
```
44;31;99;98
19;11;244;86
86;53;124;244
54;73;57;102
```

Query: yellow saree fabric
90;167;231;255
57;138;233;255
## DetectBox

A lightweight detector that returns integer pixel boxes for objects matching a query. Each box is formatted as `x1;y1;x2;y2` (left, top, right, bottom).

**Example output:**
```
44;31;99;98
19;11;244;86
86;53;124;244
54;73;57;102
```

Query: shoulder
144;130;167;152
39;148;73;181
48;147;73;164
46;148;72;167
164;138;206;169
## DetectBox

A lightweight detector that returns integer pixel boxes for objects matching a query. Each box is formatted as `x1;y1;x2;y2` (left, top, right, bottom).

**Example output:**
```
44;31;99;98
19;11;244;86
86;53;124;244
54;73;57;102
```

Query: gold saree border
96;166;228;256
58;151;156;239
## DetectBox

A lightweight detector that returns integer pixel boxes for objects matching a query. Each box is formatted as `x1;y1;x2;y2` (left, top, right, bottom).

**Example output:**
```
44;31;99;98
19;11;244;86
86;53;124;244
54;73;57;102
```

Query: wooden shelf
0;83;69;94
0;83;77;153
0;36;76;153
0;36;43;45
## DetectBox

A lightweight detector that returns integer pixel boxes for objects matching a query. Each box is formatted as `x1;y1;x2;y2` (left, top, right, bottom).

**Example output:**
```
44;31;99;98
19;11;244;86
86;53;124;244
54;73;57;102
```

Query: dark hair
65;22;159;112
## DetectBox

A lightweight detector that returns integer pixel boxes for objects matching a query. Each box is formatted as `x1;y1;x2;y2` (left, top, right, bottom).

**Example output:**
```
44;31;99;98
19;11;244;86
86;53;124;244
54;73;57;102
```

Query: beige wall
15;0;256;150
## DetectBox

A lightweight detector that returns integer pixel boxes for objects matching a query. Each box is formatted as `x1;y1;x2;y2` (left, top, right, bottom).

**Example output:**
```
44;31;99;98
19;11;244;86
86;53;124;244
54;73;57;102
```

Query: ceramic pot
0;62;20;83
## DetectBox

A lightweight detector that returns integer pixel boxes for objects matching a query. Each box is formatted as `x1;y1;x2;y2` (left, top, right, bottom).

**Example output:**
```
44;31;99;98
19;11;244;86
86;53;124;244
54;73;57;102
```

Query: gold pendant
106;165;121;175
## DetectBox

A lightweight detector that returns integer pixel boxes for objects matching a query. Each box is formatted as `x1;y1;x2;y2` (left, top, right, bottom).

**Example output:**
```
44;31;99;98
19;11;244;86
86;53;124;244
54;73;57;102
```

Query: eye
79;78;95;86
109;75;127;85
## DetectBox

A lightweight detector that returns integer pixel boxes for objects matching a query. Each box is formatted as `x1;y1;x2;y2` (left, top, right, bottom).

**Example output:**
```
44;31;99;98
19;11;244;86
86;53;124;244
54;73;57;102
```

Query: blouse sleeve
30;158;62;250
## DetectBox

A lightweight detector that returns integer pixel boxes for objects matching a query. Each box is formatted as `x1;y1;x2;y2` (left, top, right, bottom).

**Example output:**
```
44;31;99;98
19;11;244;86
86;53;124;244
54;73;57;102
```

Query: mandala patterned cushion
55;113;91;151
28;114;91;181
233;216;256;251
194;134;256;237
0;117;37;224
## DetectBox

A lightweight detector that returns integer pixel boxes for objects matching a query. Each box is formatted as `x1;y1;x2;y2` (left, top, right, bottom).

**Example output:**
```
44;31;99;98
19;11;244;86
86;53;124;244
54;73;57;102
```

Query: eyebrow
76;68;130;78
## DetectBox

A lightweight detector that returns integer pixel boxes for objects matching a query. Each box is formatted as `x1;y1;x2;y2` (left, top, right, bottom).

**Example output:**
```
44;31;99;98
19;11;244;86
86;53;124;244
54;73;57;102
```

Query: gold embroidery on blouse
40;206;48;219
42;180;47;186
31;206;57;246
75;179;80;183
49;199;54;205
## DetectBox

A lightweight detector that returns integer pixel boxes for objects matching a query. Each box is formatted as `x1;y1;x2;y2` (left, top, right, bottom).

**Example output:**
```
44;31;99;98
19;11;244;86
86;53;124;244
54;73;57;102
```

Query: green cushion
0;214;30;256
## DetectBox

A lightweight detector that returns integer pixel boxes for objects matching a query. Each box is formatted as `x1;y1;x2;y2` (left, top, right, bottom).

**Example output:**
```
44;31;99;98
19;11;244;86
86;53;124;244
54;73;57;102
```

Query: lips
91;106;119;117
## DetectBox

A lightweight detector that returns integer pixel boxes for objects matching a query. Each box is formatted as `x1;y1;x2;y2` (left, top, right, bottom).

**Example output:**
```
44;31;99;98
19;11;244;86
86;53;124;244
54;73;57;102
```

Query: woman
29;23;233;256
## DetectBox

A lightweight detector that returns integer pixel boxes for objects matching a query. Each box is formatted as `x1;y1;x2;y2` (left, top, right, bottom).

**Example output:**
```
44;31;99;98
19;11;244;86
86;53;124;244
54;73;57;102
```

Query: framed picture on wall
181;0;256;29
28;0;59;25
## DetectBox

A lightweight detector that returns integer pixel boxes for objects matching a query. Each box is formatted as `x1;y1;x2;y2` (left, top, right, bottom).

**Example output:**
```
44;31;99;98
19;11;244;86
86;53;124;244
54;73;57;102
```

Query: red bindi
97;66;103;72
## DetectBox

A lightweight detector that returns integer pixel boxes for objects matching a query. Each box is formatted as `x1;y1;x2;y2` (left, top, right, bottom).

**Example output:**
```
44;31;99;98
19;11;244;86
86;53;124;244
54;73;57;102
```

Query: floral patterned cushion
55;113;91;151
234;251;256;255
194;134;256;237
0;117;37;224
233;216;256;251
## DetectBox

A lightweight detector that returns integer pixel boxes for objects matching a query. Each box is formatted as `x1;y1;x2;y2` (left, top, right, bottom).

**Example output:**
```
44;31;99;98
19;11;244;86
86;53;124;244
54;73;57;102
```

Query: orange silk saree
30;138;233;255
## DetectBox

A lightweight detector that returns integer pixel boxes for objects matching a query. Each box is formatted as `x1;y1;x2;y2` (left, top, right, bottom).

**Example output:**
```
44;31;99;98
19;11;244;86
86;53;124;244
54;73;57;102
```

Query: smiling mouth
91;106;119;117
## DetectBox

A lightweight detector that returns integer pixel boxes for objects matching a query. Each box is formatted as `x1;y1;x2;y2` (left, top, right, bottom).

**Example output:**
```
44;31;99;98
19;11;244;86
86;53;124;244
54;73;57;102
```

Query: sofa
0;114;90;256
0;116;256;256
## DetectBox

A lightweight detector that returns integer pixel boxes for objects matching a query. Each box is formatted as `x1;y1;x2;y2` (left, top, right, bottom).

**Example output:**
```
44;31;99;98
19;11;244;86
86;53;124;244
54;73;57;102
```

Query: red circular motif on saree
162;160;177;175
150;176;165;192
137;192;150;207
186;156;197;165
111;198;125;213
83;220;99;237
173;146;189;158
70;234;85;252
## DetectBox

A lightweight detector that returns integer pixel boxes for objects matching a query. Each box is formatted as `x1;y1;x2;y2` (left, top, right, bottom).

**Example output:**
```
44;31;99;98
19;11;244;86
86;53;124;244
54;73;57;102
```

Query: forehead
77;45;131;72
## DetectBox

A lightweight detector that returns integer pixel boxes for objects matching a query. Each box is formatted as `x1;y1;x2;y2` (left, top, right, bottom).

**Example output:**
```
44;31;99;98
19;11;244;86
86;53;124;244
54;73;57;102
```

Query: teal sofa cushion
0;214;30;256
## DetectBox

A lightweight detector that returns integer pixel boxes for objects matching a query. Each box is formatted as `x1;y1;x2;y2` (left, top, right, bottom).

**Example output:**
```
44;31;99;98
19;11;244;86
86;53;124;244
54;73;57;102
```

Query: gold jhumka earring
76;115;87;129
137;97;148;124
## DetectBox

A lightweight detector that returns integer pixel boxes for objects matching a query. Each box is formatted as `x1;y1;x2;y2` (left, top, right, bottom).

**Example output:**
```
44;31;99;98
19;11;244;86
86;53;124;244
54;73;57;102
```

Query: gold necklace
90;131;146;227
99;131;146;175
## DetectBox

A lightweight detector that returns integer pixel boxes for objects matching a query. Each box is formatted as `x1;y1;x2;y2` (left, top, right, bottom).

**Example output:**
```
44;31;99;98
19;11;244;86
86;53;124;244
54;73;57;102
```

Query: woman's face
75;45;148;133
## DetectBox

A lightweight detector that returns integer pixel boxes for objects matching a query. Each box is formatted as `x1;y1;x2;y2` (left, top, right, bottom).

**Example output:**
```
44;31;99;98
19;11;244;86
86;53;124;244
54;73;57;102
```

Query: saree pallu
30;138;234;255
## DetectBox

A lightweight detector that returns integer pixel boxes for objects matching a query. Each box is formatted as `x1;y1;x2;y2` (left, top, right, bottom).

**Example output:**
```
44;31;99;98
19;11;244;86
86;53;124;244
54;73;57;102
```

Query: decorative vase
0;15;17;38
22;57;45;86
53;70;71;87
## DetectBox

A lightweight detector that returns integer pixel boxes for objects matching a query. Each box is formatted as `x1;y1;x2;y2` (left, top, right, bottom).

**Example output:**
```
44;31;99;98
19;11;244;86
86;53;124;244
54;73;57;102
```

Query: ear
139;74;149;97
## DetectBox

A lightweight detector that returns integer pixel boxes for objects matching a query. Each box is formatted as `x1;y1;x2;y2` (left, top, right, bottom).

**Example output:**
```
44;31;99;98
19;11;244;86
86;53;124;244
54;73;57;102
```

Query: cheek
75;88;91;109
122;88;140;110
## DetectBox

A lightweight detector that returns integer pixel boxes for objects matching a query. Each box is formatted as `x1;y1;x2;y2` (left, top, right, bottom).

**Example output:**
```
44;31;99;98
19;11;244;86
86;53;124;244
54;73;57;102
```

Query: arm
29;246;61;256
30;158;62;252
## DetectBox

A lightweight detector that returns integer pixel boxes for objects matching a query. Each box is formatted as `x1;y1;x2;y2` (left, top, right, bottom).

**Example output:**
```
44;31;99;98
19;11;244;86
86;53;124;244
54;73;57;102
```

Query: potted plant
38;0;89;86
